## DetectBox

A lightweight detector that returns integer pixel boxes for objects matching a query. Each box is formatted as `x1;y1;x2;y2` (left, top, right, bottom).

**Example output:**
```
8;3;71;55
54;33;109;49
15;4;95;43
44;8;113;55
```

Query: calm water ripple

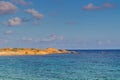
0;50;120;80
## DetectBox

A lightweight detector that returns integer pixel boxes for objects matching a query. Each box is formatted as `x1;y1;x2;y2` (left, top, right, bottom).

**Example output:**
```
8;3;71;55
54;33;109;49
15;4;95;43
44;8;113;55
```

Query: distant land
0;48;73;56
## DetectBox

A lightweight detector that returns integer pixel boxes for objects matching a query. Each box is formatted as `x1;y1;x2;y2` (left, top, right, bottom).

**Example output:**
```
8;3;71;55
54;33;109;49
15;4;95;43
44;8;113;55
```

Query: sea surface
0;50;120;80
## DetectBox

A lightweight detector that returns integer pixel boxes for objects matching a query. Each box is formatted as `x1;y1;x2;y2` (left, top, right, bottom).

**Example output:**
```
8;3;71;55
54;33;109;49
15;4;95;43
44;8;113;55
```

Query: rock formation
0;48;71;56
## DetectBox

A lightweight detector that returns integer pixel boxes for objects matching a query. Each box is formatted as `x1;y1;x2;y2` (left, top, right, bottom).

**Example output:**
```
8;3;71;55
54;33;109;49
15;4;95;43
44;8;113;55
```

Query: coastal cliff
0;48;70;56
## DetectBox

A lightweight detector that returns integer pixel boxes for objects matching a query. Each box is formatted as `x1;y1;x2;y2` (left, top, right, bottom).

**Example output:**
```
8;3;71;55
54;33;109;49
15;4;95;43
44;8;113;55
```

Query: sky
0;0;120;49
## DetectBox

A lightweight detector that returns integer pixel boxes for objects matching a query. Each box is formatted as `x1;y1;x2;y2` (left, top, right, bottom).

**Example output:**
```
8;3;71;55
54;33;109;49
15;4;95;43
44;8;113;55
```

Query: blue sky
0;0;120;49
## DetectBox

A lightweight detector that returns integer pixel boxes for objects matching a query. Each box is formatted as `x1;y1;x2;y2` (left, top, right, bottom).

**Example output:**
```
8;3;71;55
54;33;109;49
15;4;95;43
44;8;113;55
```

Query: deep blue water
0;50;120;80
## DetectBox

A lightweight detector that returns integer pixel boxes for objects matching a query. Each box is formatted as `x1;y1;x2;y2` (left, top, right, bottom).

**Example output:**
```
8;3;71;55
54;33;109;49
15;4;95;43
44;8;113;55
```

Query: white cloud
4;30;13;35
103;3;114;8
0;39;9;43
2;17;31;26
8;17;22;26
106;40;112;44
41;34;64;42
21;34;64;42
25;9;44;19
97;40;103;45
11;0;32;6
83;3;115;10
83;3;101;10
21;37;33;41
97;40;113;46
0;1;17;15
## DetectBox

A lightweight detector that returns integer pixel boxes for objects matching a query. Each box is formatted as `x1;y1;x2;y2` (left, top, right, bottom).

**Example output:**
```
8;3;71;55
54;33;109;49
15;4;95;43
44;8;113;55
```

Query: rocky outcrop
0;48;71;56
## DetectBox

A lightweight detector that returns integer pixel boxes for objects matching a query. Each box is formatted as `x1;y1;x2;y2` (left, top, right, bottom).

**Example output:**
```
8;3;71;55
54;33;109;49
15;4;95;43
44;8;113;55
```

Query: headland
0;48;70;56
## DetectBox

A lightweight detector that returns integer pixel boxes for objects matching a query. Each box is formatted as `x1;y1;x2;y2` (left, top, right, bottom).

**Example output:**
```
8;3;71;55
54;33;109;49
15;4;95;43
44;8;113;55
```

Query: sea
0;50;120;80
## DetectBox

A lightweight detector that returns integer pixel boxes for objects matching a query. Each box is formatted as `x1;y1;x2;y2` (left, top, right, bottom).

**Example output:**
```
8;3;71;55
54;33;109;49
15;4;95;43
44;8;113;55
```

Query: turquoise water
0;50;120;80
